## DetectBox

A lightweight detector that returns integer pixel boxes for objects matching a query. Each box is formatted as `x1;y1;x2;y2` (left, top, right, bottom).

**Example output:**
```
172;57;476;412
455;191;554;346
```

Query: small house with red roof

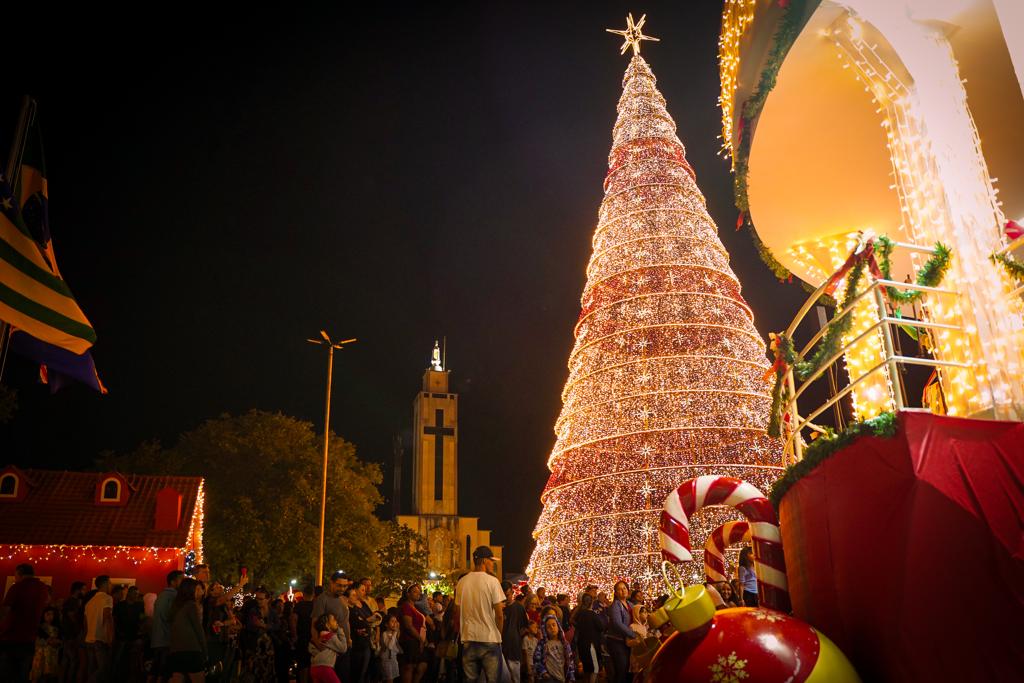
0;466;204;597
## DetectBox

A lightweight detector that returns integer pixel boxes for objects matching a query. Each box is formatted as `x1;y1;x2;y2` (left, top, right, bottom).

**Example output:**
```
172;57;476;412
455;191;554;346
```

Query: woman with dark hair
398;586;428;683
167;578;207;682
606;581;637;683
241;589;275;681
738;547;759;607
573;593;605;683
716;582;742;609
439;590;461;683
347;586;374;683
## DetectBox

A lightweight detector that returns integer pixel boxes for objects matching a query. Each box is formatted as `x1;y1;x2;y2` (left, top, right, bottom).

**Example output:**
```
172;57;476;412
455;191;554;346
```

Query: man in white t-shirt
455;546;506;683
83;575;114;681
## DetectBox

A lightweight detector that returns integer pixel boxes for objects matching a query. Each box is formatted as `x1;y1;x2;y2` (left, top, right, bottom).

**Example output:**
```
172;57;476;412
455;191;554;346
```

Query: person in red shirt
0;563;51;682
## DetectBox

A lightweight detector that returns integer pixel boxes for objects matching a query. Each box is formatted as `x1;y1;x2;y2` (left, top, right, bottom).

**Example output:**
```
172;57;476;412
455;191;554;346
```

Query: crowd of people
0;545;760;683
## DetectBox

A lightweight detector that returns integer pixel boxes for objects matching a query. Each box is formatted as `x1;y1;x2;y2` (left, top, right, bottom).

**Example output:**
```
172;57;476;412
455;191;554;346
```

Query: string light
829;11;1024;419
786;233;894;419
527;54;783;595
717;0;757;163
0;544;188;566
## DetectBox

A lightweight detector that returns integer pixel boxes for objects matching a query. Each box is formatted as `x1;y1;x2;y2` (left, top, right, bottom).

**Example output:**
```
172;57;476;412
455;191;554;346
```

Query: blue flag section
9;330;106;394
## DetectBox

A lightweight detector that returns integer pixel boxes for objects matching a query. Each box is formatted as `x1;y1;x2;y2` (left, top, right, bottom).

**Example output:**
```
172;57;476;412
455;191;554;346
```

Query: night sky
1;3;809;573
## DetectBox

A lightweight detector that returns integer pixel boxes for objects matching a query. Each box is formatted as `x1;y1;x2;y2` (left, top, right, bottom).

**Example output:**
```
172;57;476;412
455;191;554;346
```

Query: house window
100;478;121;502
0;473;17;497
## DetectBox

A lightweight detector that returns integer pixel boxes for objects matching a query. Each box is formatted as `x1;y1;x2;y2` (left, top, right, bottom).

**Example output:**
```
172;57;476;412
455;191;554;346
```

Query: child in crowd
31;607;61;682
533;614;575;682
522;620;540;683
378;613;401;683
309;613;349;683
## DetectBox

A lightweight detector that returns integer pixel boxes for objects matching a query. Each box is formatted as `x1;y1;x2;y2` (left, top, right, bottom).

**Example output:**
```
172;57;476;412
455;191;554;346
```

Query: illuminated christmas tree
526;18;784;594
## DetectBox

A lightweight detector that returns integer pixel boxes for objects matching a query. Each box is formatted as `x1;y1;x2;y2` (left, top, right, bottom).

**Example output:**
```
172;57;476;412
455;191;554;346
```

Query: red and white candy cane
703;520;751;583
659;475;790;612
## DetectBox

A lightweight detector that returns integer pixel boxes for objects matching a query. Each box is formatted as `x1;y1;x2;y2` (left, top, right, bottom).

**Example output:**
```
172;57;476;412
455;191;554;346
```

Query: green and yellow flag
0;124;96;354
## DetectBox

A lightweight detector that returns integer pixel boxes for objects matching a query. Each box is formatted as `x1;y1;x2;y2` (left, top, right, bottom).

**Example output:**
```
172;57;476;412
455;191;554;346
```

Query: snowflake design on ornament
637;481;655;496
637;373;652;384
636;307;652;319
752;610;785;623
637;407;655;420
638;445;654;459
709;651;749;682
634;339;651;351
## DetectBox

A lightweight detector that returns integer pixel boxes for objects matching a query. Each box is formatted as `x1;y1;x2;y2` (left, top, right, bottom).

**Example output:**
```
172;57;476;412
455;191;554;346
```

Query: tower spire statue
431;340;443;371
525;21;783;595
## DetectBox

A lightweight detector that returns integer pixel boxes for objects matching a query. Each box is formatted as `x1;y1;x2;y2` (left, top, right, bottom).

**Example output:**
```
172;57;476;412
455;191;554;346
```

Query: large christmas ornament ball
649;586;859;682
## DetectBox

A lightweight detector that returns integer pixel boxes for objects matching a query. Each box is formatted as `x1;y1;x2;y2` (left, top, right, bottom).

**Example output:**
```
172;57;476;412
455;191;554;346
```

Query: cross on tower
424;409;454;501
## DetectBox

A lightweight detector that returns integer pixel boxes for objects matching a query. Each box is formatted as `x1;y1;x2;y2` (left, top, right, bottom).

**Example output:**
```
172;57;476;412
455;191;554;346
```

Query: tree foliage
376;522;430;597
98;409;385;590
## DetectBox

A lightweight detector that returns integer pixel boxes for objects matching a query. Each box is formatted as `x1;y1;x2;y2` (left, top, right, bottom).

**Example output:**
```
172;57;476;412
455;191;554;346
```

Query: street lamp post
307;330;356;587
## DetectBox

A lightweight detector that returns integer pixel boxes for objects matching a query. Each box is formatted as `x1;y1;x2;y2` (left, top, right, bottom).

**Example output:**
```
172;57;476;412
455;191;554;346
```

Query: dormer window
101;478;121;501
95;473;129;506
0;472;18;498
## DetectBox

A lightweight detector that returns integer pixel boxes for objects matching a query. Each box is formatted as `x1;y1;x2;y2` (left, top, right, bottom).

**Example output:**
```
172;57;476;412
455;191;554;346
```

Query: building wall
0;546;186;598
397;515;502;578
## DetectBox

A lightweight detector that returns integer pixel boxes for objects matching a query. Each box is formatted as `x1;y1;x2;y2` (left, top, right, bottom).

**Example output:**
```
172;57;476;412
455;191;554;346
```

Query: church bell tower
412;341;458;515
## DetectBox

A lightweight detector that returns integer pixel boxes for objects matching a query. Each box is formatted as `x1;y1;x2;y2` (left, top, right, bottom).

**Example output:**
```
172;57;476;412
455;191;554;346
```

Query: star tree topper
606;13;660;56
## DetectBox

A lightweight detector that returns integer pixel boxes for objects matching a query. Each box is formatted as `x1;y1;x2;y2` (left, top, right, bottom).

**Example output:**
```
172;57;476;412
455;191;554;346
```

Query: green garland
768;411;899;510
991;251;1024;283
765;260;864;434
732;0;809;280
767;335;797;438
794;257;867;381
875;236;952;303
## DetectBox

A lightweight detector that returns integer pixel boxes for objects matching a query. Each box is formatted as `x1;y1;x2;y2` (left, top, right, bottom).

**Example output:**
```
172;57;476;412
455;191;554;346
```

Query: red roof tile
0;468;202;548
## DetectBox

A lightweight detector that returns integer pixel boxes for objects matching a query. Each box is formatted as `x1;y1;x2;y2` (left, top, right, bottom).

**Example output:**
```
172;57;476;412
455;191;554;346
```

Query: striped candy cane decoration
659;475;790;612
703;521;751;583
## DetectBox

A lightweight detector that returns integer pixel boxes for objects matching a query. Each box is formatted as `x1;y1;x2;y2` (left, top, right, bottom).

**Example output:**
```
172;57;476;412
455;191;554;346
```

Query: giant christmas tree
527;19;784;595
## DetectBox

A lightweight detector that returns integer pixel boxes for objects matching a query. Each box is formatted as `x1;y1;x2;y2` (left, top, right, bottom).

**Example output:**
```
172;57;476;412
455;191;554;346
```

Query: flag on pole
1;112;103;393
0;182;96;353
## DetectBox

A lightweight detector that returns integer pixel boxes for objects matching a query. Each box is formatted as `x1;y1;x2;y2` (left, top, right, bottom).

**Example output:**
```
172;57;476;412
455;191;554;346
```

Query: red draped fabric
779;411;1024;682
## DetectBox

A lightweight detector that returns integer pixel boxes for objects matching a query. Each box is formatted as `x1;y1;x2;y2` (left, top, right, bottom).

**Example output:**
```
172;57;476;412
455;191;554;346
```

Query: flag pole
0;96;38;383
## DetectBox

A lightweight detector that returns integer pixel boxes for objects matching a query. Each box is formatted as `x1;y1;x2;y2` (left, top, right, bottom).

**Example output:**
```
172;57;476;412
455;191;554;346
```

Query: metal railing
779;241;968;462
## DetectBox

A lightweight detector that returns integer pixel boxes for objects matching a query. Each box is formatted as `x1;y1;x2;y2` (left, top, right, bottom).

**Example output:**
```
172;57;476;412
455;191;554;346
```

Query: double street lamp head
307;331;357;349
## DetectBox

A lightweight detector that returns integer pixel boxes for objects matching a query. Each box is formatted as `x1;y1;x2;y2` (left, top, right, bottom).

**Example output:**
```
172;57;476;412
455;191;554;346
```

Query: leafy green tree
376;522;430;597
99;410;385;589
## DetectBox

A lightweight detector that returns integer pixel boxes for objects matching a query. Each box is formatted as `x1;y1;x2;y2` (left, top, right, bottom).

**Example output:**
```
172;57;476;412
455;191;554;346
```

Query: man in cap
455;546;505;683
311;570;353;680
